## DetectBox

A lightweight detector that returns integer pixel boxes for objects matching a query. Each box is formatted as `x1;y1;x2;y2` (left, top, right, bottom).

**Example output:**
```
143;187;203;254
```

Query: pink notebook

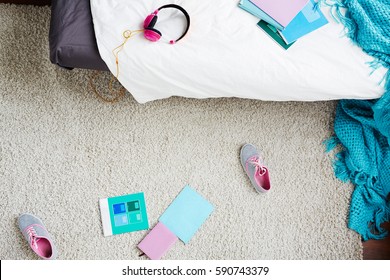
249;0;309;28
138;222;178;260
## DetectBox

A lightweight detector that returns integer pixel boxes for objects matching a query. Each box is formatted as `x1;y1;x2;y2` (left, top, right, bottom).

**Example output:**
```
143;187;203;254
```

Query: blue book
159;185;214;244
278;0;328;44
238;0;284;30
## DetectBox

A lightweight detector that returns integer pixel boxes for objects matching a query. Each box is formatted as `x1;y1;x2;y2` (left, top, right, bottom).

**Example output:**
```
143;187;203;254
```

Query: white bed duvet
91;0;386;103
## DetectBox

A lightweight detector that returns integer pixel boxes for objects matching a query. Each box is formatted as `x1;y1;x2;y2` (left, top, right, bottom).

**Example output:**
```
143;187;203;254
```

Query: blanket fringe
324;135;350;183
323;135;341;153
324;135;353;183
323;135;351;182
347;174;390;240
315;1;356;42
333;151;351;182
356;202;390;241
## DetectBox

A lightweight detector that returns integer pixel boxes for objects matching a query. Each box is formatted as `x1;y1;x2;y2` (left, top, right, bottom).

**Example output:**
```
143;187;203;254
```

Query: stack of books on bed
238;0;328;49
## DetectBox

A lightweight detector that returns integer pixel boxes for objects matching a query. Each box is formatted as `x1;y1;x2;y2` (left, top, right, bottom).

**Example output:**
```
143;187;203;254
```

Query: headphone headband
147;4;190;44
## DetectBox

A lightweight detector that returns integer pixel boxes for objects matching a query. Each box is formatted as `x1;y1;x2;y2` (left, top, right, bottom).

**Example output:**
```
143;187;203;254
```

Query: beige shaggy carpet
0;4;362;260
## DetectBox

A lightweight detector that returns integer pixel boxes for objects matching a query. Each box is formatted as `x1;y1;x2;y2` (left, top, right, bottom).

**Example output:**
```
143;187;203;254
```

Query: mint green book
99;192;149;236
257;20;295;50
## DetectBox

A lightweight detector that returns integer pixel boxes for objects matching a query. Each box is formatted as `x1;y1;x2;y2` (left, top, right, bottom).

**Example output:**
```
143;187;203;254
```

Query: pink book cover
249;0;310;27
138;222;178;260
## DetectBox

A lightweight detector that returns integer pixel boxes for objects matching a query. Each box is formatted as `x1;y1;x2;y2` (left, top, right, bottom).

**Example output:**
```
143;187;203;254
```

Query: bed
49;0;387;103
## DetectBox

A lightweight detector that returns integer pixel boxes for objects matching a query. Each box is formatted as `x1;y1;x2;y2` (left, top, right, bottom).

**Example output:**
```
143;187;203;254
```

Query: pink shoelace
24;226;39;250
246;156;267;176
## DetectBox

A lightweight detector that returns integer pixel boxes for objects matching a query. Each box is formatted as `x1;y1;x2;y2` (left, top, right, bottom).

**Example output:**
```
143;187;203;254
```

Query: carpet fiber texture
0;4;362;259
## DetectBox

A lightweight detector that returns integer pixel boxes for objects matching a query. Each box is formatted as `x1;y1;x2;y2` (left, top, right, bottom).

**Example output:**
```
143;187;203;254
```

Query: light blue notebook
238;0;284;30
159;185;214;244
278;0;328;44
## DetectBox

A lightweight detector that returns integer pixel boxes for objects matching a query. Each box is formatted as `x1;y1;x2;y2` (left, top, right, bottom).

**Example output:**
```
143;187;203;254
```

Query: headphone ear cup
144;28;162;42
144;14;158;29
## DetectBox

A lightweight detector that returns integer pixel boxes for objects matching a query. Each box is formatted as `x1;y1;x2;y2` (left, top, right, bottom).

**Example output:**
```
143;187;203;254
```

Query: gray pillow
49;0;109;71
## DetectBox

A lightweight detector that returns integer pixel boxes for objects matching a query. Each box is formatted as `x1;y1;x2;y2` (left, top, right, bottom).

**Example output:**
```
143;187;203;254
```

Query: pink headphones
143;4;190;44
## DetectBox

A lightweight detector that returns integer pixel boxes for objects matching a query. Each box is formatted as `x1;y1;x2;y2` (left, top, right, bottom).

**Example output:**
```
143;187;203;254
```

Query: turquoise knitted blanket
322;0;390;240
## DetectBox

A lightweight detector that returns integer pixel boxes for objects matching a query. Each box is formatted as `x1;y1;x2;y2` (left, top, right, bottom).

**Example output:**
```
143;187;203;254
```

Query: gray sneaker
18;213;58;260
240;144;271;193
